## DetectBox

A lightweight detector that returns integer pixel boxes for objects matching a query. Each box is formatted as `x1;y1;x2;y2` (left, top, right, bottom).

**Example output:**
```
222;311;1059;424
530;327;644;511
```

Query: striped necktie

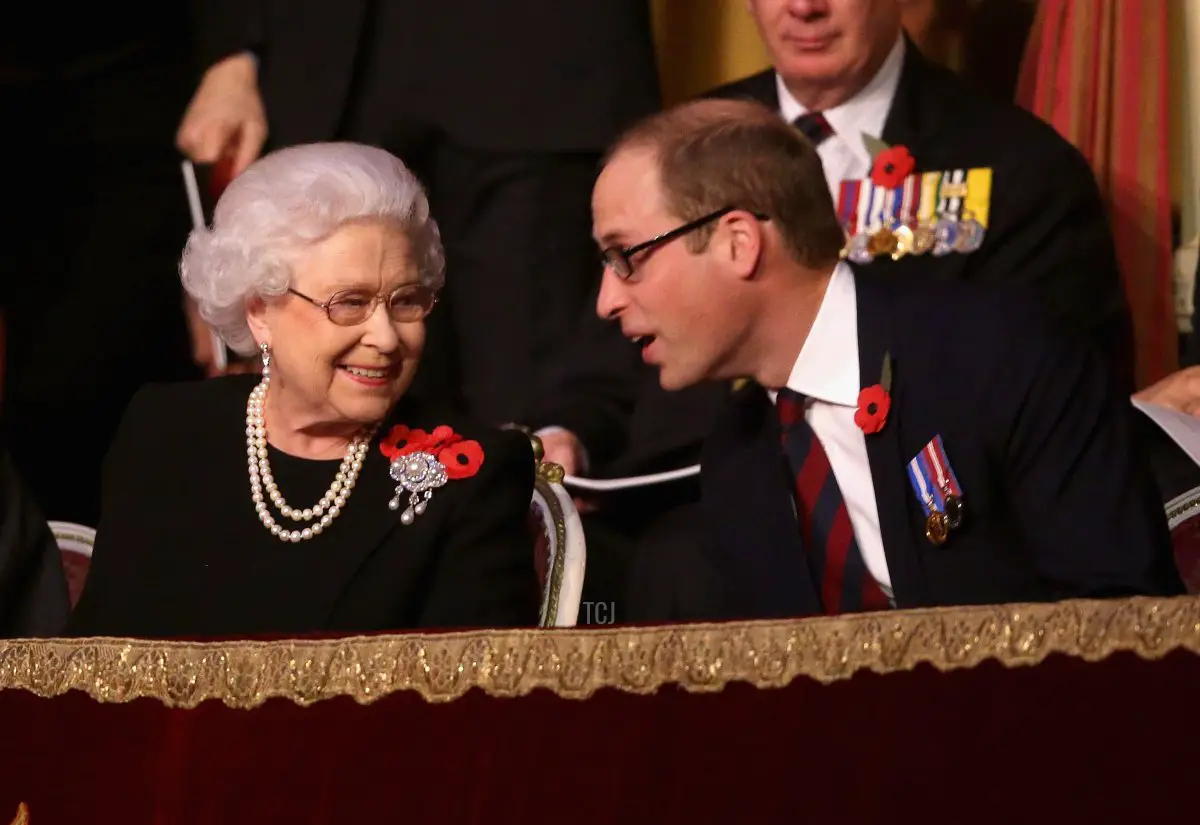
792;112;835;147
777;388;890;614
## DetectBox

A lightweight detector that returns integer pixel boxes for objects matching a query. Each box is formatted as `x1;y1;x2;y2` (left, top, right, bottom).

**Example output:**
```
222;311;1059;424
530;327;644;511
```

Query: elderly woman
67;143;540;637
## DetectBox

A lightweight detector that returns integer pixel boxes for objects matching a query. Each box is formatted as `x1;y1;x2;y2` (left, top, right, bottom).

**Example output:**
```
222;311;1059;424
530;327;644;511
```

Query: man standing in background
178;0;661;425
0;5;201;526
0;444;69;637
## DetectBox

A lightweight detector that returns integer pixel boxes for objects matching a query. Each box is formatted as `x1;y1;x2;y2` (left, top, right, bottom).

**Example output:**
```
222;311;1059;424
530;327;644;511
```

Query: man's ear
718;210;765;281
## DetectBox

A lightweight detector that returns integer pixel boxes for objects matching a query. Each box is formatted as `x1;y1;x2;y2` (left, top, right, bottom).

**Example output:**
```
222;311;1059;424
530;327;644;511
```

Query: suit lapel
854;276;928;605
741;71;780;110
701;386;821;617
708;69;779;110
880;37;947;159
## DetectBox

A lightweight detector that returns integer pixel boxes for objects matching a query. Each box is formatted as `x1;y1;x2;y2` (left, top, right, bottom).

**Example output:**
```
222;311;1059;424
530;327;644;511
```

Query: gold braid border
534;464;568;627
1;595;1197;709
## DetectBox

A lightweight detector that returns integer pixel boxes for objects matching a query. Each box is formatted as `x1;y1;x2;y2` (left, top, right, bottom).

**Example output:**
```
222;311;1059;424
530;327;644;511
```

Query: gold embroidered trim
1;596;1196;708
533;472;568;627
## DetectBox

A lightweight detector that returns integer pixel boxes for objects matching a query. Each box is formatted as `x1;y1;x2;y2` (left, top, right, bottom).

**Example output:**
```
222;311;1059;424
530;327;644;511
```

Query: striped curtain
1016;0;1176;387
1174;0;1199;350
651;0;770;104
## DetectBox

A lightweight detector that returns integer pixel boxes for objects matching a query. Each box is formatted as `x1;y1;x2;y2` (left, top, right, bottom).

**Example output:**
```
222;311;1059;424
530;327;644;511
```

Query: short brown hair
606;98;844;267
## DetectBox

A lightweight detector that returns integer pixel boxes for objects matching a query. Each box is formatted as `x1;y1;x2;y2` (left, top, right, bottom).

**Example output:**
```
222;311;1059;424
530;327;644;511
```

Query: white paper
1132;398;1200;466
180;160;228;371
563;464;700;491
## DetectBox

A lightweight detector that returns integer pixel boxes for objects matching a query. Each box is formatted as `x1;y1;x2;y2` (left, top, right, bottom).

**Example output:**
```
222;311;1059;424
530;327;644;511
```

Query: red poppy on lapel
380;423;485;479
871;145;915;188
855;385;891;434
380;425;435;459
438;439;485;479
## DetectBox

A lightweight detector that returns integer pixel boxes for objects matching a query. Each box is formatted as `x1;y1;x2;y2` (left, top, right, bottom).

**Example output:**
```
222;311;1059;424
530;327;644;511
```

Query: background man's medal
912;220;936;254
868;225;898;258
891;223;915;260
954;212;986;253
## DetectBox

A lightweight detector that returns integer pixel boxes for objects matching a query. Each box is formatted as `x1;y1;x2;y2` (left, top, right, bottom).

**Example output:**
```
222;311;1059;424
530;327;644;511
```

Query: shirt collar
775;34;906;167
784;261;860;407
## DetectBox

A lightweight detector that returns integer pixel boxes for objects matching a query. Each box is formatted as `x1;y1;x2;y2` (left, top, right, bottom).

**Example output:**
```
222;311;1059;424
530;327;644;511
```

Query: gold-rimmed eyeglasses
287;284;438;325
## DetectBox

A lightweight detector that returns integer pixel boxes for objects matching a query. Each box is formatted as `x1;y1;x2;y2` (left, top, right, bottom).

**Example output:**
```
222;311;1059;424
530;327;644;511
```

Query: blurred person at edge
0;5;202;526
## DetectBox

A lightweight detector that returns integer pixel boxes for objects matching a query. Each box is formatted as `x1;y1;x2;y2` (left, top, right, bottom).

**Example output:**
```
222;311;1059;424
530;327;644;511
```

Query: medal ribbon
964;167;993;228
837;179;860;235
938;169;966;222
907;451;943;516
925;436;962;497
867;182;887;232
900;174;917;227
918;172;940;226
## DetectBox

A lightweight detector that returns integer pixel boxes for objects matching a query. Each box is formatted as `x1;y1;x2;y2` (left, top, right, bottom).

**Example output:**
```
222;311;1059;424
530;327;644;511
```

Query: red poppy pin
380;424;485;523
855;352;893;435
870;145;915;189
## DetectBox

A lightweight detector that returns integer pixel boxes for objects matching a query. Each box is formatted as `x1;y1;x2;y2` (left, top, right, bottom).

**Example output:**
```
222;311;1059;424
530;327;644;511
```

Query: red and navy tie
792;112;835;147
777;388;891;614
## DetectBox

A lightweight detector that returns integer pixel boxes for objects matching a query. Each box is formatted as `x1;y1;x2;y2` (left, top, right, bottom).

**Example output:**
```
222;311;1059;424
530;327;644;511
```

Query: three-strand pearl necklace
246;371;375;543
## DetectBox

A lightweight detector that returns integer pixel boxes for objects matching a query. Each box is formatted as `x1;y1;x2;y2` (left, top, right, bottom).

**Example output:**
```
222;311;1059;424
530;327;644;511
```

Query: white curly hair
180;142;445;356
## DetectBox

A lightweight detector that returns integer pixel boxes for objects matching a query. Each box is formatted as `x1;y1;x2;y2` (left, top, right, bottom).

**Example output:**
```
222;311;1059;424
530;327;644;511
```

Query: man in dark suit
1133;248;1200;504
0;444;70;637
1;4;202;526
724;0;1130;379
178;0;660;424
528;0;1133;615
591;97;1179;621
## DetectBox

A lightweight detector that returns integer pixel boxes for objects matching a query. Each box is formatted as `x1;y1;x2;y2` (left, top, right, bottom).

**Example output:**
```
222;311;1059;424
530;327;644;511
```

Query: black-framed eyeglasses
287;283;438;326
600;206;769;279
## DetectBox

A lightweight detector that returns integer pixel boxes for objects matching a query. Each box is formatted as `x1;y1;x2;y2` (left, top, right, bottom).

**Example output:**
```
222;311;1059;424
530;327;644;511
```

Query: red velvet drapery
0;595;1197;821
1017;0;1176;388
0;650;1195;822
